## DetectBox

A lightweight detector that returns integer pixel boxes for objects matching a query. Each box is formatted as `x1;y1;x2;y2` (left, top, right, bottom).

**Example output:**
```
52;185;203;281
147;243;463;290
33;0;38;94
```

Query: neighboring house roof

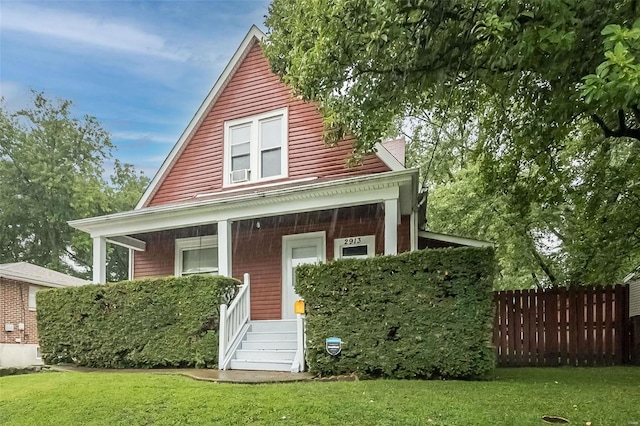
419;231;494;248
623;264;640;283
0;262;89;288
381;137;406;167
135;25;405;210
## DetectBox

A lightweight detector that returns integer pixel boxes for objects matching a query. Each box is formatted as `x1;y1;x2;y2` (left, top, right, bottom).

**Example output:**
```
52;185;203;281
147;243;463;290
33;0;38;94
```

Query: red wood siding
146;41;390;207
132;207;411;320
234;207;411;320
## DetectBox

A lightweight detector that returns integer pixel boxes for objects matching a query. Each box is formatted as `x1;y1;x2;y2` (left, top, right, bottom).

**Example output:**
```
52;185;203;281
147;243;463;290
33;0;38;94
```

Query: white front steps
228;320;298;372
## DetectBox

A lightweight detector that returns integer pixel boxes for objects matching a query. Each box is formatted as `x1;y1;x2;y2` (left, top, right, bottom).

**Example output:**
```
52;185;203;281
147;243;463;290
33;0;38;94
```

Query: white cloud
0;3;188;61
0;81;29;107
111;131;177;145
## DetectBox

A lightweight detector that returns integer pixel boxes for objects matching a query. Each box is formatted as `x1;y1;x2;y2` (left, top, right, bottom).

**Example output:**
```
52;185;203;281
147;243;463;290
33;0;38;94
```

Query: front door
282;231;325;319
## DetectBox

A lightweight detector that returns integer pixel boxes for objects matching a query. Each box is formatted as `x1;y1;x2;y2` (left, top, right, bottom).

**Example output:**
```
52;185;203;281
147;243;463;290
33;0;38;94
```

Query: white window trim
334;235;376;260
28;285;39;311
174;235;219;277
36;346;42;360
223;108;288;187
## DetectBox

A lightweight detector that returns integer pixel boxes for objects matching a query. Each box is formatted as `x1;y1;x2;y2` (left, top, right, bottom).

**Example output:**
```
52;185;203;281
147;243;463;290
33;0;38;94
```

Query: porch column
92;236;107;284
384;198;399;255
218;220;232;277
410;210;418;252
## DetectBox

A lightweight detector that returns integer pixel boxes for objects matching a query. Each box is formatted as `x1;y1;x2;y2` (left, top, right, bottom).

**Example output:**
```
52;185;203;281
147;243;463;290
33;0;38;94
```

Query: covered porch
69;170;419;370
71;171;417;283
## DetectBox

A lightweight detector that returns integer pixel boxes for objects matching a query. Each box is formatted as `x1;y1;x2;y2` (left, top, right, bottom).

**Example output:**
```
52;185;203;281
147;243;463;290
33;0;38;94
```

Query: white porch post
410;210;418;252
92;236;107;284
384;198;399;255
218;220;232;277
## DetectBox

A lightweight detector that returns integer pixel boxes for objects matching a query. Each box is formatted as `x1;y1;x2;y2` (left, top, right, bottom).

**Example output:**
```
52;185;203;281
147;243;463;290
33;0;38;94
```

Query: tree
0;92;148;281
264;0;640;286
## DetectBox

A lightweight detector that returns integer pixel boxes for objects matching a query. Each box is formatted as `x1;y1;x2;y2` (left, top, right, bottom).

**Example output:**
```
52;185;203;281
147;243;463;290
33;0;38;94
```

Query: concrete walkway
47;365;313;384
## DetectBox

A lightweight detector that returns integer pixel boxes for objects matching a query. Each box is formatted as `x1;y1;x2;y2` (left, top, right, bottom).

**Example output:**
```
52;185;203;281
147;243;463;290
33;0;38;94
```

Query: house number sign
343;237;362;246
325;337;342;356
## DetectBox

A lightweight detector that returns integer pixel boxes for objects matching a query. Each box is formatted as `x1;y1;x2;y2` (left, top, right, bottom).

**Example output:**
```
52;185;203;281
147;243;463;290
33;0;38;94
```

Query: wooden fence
493;285;631;366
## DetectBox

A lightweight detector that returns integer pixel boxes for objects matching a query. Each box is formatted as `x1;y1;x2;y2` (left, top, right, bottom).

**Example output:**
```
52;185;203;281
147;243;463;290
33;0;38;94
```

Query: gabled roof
0;262;90;288
623;264;640;283
381;137;406;167
418;231;494;248
136;25;405;210
136;25;266;209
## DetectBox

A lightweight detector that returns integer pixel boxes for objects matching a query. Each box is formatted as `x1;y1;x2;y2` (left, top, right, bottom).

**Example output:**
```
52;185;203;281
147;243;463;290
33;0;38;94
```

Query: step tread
229;359;293;372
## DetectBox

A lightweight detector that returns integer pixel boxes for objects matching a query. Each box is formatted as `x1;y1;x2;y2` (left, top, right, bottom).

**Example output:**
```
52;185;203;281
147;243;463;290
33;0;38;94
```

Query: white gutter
70;169;418;237
0;272;88;288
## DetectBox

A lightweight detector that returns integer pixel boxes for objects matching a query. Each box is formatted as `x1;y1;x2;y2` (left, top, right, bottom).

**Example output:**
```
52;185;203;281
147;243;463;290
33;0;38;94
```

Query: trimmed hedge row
296;247;496;379
37;275;239;368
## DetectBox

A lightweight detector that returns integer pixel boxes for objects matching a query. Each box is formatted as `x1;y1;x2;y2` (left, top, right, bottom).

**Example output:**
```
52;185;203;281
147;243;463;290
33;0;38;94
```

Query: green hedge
37;275;239;368
296;247;496;379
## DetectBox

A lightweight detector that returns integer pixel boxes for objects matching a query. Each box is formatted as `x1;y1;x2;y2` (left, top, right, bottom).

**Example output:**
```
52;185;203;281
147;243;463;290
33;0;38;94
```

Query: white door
282;232;325;319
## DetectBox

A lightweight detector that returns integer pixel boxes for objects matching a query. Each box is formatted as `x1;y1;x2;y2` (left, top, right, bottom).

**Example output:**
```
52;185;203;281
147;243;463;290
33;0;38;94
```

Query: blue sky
0;0;271;177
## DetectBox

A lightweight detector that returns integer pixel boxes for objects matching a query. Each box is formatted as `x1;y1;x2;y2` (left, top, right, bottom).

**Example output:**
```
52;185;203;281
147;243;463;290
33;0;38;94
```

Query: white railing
291;312;305;373
218;273;251;370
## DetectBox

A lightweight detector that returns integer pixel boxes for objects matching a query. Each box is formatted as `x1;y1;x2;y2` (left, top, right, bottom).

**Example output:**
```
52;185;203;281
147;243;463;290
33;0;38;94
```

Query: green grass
1;368;639;425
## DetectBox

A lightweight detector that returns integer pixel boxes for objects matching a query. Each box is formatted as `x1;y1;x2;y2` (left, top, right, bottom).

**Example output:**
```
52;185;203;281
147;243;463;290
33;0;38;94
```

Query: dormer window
224;108;288;186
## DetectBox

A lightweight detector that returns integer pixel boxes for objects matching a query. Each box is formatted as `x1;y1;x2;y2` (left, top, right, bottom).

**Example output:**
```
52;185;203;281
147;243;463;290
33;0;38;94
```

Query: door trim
281;231;326;319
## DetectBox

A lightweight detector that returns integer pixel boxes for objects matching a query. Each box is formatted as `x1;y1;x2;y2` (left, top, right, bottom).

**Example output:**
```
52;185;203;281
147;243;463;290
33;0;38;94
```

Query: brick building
0;262;88;368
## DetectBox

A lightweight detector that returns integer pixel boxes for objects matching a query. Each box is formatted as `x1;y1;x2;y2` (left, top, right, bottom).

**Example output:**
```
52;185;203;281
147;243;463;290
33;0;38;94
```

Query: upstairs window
224;108;288;186
175;236;218;276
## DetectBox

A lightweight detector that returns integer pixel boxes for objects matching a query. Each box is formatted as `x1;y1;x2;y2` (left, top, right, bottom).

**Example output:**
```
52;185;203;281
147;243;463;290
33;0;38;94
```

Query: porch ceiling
69;169;418;238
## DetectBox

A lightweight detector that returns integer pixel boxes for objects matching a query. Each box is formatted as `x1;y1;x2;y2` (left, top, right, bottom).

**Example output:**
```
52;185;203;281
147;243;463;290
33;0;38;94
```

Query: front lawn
1;367;638;425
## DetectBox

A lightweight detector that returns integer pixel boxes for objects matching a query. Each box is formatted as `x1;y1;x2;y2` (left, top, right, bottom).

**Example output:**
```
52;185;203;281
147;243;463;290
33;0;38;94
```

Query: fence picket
528;290;538;366
605;289;614;365
577;288;586;366
493;285;631;367
522;290;531;365
585;288;594;366
514;290;523;364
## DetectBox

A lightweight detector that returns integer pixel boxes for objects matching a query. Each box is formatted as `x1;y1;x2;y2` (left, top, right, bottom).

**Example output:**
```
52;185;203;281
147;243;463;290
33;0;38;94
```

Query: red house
70;27;481;372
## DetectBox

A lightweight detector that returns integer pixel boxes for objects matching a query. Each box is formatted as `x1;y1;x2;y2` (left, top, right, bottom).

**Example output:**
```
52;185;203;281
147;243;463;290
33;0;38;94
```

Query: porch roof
69;169;418;239
418;231;494;248
0;262;89;288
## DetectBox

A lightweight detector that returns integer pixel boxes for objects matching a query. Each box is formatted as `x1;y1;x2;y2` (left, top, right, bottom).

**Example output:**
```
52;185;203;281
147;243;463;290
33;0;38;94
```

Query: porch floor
46;365;313;384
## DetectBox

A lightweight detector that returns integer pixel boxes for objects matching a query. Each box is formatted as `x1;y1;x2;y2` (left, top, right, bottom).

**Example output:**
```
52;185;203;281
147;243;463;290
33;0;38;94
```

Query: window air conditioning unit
231;169;250;183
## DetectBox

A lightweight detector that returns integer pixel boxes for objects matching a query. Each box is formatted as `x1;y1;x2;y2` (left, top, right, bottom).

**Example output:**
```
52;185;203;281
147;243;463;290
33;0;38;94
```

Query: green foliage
417;105;639;287
582;19;640;111
36;275;239;368
2;368;640;425
266;0;639;152
296;247;496;379
265;1;640;287
0;92;149;281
